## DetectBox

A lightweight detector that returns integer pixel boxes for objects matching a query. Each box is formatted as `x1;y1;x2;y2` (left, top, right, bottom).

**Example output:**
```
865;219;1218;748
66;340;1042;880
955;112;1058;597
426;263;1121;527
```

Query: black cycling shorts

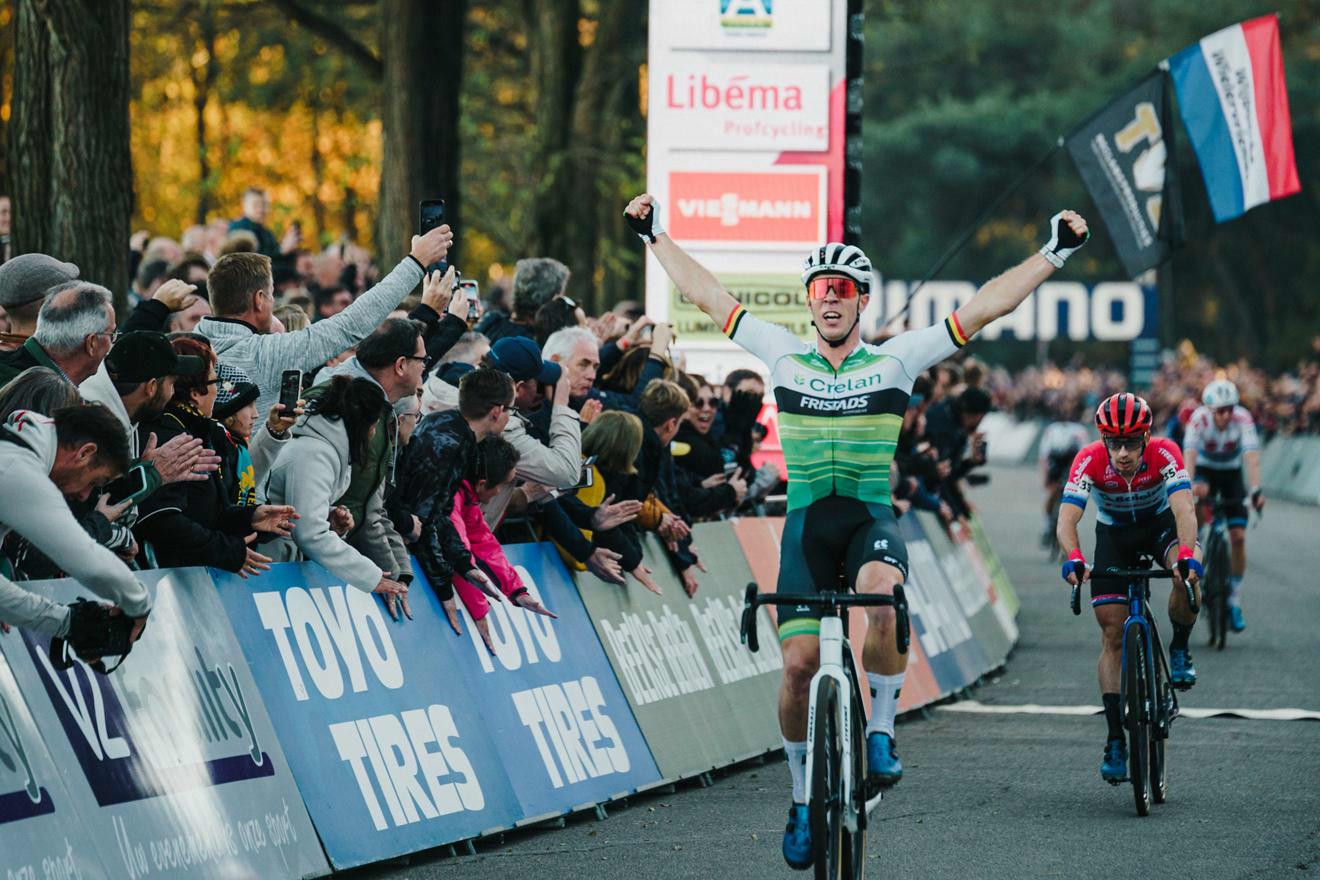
1090;509;1182;608
1045;450;1078;485
1195;467;1249;528
775;495;908;640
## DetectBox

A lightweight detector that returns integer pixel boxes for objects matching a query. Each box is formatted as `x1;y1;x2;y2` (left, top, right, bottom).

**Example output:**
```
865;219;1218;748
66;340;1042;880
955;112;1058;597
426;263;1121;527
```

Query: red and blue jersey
1062;438;1192;526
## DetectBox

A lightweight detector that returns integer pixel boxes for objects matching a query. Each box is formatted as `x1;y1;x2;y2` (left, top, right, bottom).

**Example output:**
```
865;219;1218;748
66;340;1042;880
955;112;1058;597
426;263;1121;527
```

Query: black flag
1066;70;1184;278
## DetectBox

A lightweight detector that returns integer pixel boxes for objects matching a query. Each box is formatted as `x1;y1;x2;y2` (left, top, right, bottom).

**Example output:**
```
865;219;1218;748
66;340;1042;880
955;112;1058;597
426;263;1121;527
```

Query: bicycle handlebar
1084;565;1199;614
739;583;910;656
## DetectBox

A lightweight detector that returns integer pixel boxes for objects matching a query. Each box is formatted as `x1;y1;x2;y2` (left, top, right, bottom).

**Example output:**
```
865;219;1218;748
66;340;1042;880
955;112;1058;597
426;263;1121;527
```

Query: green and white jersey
722;305;970;511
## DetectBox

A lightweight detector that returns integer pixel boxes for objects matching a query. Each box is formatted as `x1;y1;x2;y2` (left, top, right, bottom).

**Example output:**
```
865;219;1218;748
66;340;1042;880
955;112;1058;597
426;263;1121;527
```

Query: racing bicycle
1071;563;1196;816
1198;503;1232;650
741;581;910;879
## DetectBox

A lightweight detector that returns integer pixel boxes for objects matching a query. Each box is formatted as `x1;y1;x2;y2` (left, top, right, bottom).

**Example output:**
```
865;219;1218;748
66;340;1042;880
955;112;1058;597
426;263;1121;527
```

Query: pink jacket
450;480;527;620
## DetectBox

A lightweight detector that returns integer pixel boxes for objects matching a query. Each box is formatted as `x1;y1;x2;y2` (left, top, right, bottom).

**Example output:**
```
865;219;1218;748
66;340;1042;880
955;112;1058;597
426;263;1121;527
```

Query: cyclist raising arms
625;192;1089;870
1056;393;1203;784
1183;379;1265;632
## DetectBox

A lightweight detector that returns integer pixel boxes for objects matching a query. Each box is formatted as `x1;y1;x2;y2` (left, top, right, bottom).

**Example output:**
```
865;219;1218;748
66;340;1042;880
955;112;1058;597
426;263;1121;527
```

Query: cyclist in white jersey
1183;379;1265;631
625;191;1089;871
1039;418;1092;550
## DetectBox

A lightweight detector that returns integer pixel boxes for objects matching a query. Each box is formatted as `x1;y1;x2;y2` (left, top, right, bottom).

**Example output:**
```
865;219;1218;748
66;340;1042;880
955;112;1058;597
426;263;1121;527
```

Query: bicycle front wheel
811;678;844;880
1125;630;1152;816
842;680;867;880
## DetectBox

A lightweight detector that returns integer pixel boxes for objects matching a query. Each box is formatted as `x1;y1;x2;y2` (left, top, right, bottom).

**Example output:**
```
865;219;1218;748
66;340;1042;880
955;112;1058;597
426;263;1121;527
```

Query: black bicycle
1199;504;1232;650
742;582;910;880
1071;562;1196;816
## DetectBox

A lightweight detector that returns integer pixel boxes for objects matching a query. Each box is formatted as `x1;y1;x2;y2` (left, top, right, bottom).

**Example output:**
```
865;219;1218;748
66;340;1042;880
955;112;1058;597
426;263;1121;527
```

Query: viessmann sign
657;64;830;151
668;168;827;247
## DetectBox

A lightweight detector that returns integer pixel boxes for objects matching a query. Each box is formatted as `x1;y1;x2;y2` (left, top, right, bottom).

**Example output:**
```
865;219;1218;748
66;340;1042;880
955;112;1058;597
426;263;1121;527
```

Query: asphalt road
355;465;1320;880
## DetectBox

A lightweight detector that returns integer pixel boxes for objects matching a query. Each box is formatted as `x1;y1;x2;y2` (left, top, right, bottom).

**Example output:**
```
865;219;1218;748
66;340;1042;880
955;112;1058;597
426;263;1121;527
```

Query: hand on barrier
586;547;625;585
624;194;665;243
591;495;642;530
240;534;273;579
441;597;464;635
253;504;299;537
474;616;496;655
466;568;503;602
1039;210;1090;268
373;575;411;622
629;564;663;596
512;590;558;619
681;567;700;598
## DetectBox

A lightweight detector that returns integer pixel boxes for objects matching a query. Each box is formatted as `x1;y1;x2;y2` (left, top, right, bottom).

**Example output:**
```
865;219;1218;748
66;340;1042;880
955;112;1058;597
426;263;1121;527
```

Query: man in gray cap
0;253;80;352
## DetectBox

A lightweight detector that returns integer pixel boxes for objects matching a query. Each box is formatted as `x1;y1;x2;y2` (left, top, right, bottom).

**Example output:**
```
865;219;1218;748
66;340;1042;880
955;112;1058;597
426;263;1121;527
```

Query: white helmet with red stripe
1202;379;1239;408
801;243;873;294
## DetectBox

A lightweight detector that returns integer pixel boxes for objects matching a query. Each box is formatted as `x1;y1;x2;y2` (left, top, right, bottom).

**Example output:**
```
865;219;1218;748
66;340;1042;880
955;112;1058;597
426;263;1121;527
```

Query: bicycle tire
811;678;844;880
841;672;867;880
1213;529;1231;650
1125;630;1151;816
1150;641;1169;804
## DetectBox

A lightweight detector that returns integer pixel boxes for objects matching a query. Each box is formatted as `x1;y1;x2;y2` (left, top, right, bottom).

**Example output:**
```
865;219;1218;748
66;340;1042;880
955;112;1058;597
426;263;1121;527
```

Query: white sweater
0;412;152;635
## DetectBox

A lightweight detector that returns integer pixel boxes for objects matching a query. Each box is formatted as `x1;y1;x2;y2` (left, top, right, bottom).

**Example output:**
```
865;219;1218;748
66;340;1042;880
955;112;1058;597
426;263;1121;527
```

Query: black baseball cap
105;332;206;383
488;336;561;386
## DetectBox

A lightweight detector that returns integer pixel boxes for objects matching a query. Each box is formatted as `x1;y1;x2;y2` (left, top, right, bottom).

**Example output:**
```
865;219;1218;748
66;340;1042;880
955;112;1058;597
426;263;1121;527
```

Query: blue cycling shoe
1169;649;1197;690
1229;605;1246;632
867;732;903;790
1101;738;1127;784
782;803;813;870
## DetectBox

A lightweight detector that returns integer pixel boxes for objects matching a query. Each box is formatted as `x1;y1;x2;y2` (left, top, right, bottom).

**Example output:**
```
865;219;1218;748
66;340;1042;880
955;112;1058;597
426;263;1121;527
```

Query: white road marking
937;700;1320;721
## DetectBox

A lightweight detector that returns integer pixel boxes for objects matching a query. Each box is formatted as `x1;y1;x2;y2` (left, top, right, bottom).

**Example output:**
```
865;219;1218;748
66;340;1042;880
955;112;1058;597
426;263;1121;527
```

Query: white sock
783;739;808;804
1228;576;1243;607
866;672;905;738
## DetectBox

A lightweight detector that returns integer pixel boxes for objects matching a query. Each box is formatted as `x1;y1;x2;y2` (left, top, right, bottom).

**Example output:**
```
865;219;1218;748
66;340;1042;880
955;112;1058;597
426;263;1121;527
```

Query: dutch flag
1168;14;1301;223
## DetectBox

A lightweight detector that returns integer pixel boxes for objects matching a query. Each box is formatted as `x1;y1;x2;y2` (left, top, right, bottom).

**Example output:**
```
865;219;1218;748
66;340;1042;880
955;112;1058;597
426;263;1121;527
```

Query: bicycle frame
805;615;861;828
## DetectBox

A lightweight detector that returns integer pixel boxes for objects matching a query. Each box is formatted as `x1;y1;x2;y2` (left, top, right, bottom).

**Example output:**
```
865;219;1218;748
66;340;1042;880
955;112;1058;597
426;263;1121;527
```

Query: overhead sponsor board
656;63;831;152
574;525;784;779
422;543;662;821
654;0;833;52
214;562;523;869
668;168;827;248
0;568;329;880
669;272;811;342
0;651;109;880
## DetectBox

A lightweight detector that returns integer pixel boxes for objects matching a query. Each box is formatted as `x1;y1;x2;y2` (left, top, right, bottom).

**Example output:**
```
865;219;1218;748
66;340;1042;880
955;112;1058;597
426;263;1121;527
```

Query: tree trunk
377;0;467;266
11;0;131;312
526;0;582;258
192;2;219;225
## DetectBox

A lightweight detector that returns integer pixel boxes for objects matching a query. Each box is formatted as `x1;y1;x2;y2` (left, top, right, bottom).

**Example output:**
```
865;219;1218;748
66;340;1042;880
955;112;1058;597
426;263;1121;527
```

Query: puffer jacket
450;480;529;621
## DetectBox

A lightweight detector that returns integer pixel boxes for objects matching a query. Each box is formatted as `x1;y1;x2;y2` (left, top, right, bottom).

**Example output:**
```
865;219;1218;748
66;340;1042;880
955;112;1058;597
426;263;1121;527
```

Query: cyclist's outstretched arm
1183;446;1199;483
956;211;1089;337
1056;501;1084;558
1244;448;1261;493
625;194;739;329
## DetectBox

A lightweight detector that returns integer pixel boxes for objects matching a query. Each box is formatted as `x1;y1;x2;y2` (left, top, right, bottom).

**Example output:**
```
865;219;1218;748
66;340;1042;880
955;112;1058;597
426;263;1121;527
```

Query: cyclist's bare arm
1183;447;1199;483
1244;448;1261;491
1056;502;1084;558
955;211;1089;337
1168;489;1200;559
625;194;738;328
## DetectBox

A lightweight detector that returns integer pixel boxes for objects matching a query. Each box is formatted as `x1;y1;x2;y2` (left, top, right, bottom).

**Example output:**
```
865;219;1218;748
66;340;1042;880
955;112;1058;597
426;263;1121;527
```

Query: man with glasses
0;282;115;387
1056;392;1203;784
625;191;1090;871
1183;379;1264;632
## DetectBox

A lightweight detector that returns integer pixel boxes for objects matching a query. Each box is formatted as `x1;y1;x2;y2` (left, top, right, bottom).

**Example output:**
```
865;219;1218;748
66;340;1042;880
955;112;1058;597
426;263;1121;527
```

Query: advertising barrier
1261;436;1320;506
573;524;784;780
0;568;329;880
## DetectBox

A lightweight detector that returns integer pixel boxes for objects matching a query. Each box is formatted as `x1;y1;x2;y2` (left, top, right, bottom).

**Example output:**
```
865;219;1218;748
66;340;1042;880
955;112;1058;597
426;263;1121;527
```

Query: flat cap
0;253;81;308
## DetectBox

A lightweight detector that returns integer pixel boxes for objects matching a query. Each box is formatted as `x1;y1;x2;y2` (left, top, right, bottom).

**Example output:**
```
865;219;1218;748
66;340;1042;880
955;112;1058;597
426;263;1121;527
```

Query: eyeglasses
694;397;718;409
403;354;433;368
807;276;861;301
201;376;222;386
1103;436;1144;451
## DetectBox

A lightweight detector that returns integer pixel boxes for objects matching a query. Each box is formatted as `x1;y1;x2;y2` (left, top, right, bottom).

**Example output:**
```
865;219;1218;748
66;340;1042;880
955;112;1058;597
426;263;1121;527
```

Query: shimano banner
0;568;329;880
416;542;662;821
575;524;785;780
214;562;523;870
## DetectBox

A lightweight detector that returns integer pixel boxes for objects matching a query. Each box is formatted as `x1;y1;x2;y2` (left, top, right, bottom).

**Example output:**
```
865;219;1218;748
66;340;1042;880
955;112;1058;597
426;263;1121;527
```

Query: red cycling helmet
1095;393;1153;437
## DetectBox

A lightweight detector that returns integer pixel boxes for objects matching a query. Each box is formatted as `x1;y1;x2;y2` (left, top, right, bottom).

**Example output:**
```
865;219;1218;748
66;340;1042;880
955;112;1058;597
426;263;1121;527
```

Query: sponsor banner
668;168;827;249
654;63;831;152
214;562;523;870
920;515;1015;670
0;650;110;880
420;543;662;820
895;529;989;696
669;273;814;343
654;0;833;52
0;568;328;879
966;517;1021;616
575;525;784;779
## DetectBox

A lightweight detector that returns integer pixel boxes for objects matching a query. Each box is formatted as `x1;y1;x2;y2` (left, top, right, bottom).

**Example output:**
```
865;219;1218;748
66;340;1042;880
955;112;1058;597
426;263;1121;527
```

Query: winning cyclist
1039;414;1091;553
625;192;1089;870
1182;379;1265;632
1056;393;1203;784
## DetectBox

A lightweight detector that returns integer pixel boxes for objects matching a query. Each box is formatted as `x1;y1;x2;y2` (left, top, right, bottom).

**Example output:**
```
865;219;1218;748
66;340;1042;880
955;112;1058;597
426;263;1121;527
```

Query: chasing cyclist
1039;414;1092;555
1056;393;1203;784
625;192;1089;870
1182;379;1265;631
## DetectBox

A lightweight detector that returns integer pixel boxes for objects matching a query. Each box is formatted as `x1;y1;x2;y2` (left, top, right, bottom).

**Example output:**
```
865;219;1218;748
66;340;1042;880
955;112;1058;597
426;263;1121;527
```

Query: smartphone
418;199;446;235
104;464;152;507
279;369;303;413
458;279;479;303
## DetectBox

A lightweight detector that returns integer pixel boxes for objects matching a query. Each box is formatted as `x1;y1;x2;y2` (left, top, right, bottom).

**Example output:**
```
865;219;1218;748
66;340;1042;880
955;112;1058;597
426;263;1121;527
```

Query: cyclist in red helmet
1056;392;1203;784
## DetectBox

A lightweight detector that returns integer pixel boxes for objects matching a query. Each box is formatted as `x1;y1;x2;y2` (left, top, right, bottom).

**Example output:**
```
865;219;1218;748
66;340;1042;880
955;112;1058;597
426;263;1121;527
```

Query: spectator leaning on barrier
0;405;151;640
0;282;115;387
133;336;298;575
451;436;558;654
636;378;705;597
389;366;513;635
264;375;412;618
0;253;80;352
198;220;452;414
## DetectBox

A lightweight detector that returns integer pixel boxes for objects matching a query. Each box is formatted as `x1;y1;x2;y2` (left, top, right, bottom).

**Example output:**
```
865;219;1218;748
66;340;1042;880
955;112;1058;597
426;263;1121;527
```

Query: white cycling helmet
1202;379;1239;408
801;243;873;294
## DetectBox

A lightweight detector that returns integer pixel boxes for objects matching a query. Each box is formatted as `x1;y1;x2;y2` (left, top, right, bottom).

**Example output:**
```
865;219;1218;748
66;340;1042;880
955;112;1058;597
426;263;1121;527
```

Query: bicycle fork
1119;593;1156;727
803;616;861;831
